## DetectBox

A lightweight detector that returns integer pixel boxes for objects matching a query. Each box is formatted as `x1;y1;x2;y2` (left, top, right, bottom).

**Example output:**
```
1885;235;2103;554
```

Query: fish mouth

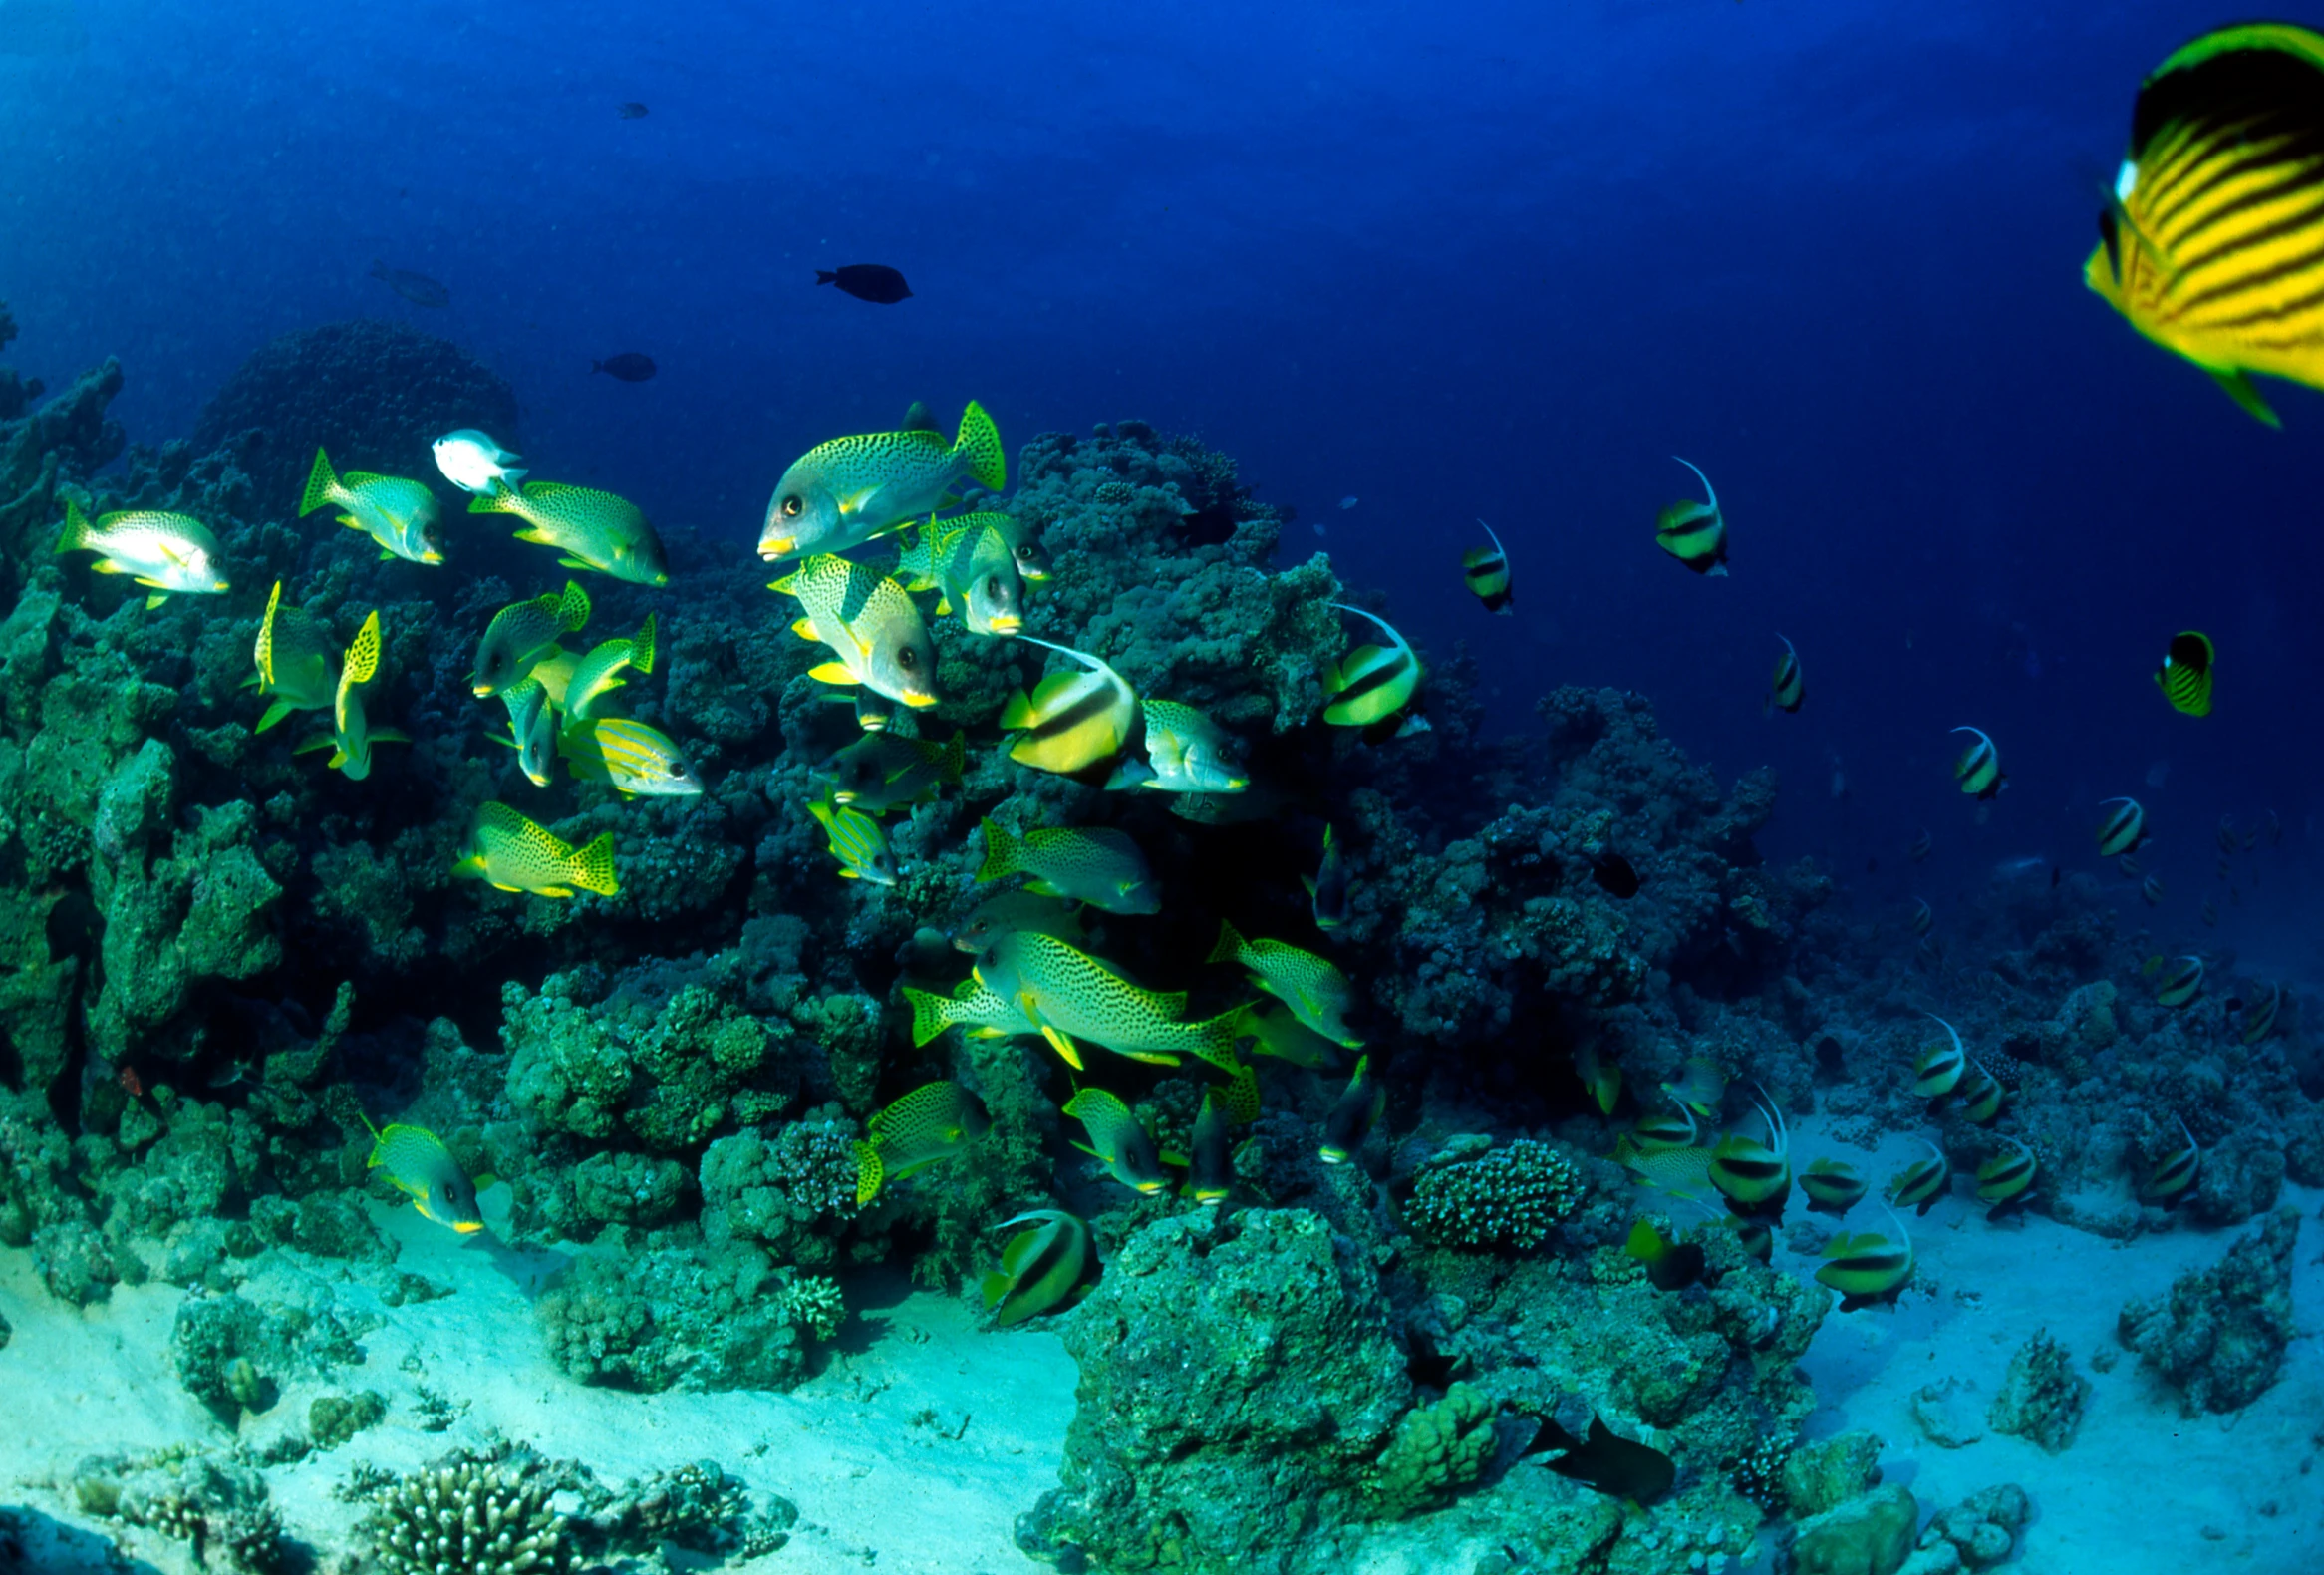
758;536;796;560
987;615;1023;636
471;682;496;698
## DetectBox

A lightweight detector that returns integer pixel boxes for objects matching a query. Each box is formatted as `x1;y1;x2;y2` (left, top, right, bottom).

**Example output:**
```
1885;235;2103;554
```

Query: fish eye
897;648;918;668
782;495;804;517
667;761;686;777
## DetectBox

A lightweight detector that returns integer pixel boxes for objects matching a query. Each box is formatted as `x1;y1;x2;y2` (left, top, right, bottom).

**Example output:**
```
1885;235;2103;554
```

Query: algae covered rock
308;1389;387;1449
1915;1483;2030;1571
504;975;778;1152
2118;1204;2299;1414
532;1241;817;1392
1369;1381;1497;1518
1020;1208;1412;1573
1793;1482;1917;1575
168;1258;370;1417
1986;1329;2088;1451
72;1446;282;1573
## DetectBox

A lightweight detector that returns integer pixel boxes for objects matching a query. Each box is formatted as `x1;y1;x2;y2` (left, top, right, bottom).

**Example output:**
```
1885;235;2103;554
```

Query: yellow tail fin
300;448;340;517
570;830;619;897
953;399;1006;492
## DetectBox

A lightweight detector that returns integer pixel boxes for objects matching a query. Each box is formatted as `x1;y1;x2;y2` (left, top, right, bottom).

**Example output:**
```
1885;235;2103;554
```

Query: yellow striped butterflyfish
2087;24;2324;427
2155;630;2214;717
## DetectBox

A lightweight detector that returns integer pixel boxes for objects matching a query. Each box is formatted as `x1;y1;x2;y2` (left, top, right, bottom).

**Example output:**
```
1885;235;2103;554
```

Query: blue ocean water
7;1;2307;935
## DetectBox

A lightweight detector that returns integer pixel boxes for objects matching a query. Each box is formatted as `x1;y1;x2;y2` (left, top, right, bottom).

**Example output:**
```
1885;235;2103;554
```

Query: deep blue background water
2;0;2316;968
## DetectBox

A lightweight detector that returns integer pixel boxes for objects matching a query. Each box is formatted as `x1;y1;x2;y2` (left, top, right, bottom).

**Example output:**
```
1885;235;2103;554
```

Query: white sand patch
0;1187;1079;1573
1785;1124;2322;1574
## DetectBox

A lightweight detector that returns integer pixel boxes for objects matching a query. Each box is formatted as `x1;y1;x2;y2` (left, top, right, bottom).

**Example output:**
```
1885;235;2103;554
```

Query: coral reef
531;1240;820;1392
2118;1204;2301;1414
73;1446;284;1574
1018;1209;1413;1572
8;296;2321;1574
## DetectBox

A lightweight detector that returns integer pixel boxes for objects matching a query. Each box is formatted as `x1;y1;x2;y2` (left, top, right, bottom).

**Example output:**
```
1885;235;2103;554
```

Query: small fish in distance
371;260;449;308
592;353;656;382
617;102;649;119
818;264;913;303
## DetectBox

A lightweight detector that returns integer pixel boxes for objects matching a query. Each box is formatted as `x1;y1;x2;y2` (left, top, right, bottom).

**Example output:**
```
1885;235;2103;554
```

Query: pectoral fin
807;662;861;686
2209;368;2283;430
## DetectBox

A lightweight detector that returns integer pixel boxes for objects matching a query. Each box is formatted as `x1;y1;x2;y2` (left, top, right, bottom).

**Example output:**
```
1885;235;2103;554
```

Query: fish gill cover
0;3;2322;1573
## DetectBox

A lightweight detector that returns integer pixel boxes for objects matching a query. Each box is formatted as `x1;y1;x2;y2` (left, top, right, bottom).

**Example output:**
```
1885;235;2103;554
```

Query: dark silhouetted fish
1527;1415;1675;1505
592;353;657;383
371;260;449;308
1591;852;1640;899
818;264;913;304
618;102;649;119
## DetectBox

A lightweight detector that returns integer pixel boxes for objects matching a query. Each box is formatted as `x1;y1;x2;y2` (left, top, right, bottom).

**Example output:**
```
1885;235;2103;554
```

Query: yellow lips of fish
760;401;1007;563
771;554;941;710
301;448;441;565
362;1114;483;1234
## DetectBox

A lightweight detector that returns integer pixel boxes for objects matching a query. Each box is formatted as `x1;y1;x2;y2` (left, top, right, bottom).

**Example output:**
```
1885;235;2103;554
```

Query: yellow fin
808;662;860;686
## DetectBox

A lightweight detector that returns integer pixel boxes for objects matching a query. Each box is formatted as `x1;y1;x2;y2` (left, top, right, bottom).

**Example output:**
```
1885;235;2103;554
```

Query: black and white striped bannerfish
1461;520;1513;614
1653;456;1728;576
2143;1113;2201;1205
1950;726;2004;799
1767;634;1803;715
2097;796;2147;858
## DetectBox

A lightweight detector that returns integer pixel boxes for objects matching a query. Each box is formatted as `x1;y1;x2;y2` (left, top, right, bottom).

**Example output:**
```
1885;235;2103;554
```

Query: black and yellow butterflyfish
2087;24;2324;428
2155;630;2214;717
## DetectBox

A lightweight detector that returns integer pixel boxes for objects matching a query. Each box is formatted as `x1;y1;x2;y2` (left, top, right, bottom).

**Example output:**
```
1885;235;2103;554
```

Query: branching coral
1405;1139;1584;1251
360;1461;571;1575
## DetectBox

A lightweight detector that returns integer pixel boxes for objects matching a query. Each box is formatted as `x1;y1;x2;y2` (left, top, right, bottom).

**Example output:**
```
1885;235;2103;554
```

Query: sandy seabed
1;1145;2317;1573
